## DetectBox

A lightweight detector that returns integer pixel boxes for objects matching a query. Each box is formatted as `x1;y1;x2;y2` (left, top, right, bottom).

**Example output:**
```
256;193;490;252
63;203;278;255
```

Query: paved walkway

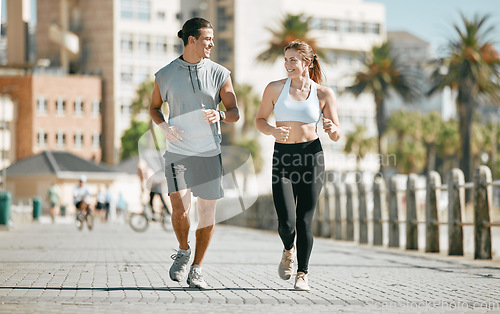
0;218;500;313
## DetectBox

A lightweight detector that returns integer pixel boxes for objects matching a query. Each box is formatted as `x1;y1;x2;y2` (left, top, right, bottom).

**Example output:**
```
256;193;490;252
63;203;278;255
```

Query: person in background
47;182;61;223
255;40;341;291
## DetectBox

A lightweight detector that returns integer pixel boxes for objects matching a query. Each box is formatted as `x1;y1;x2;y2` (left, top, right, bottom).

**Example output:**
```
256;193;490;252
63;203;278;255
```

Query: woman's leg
272;173;297;251
294;153;325;274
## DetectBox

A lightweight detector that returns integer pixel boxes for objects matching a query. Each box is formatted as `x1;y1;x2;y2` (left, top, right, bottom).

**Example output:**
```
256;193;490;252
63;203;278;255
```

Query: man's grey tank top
155;57;230;157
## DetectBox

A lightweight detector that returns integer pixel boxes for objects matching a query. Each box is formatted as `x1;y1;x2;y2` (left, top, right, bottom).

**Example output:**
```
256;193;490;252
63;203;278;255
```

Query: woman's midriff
276;121;318;144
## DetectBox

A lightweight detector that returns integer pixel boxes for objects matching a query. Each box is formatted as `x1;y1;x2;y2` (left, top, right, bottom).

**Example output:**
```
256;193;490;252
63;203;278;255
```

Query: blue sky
365;0;500;56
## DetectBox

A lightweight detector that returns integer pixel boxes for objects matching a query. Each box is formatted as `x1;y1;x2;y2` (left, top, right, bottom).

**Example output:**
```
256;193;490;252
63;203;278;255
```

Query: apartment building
36;0;181;165
0;74;102;163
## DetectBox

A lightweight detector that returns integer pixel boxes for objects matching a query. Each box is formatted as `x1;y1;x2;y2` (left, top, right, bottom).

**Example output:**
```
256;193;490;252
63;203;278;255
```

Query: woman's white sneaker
294;272;310;291
278;247;294;280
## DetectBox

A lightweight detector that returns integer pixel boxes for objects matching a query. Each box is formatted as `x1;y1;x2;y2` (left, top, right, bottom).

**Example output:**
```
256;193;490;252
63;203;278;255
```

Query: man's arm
149;79;183;141
202;76;239;124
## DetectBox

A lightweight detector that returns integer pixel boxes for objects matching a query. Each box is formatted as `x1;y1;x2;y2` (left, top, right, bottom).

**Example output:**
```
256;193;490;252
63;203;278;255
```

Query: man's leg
192;198;217;266
169;189;192;250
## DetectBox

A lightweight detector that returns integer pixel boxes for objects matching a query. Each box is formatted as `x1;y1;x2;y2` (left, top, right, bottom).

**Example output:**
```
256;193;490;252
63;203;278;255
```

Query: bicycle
129;204;171;232
75;204;94;231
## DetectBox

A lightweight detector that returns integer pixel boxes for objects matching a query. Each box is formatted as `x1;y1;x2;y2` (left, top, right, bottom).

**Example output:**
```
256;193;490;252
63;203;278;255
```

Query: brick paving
0;218;500;313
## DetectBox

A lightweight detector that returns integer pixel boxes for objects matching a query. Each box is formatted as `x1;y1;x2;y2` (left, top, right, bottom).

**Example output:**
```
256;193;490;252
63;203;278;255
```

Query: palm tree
344;125;377;171
345;42;417;174
421;111;442;173
129;79;163;152
130;79;155;119
428;14;500;181
436;119;460;175
257;14;324;63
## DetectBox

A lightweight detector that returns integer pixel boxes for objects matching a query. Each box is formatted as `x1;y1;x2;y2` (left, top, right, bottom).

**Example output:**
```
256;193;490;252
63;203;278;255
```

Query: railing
313;165;500;260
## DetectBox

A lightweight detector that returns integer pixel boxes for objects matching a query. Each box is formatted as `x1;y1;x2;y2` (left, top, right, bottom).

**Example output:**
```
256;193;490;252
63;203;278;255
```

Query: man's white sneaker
169;248;191;282
294;272;310;291
187;265;208;289
278;247;294;280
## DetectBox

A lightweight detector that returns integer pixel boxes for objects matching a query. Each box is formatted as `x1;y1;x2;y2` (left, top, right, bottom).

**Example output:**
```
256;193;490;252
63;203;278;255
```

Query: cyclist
73;175;92;215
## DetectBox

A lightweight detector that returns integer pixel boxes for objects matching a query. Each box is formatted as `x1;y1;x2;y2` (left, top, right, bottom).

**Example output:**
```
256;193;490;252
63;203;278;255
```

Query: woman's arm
255;82;290;141
319;86;341;142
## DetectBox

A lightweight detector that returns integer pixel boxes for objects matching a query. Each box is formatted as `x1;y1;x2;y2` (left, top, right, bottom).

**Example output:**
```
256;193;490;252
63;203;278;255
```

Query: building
0;74;103;163
385;30;456;121
0;94;15;172
4;151;123;215
181;0;386;190
36;0;182;165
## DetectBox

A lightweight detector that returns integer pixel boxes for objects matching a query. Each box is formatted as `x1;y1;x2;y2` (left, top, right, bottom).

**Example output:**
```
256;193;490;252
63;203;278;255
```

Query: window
325;19;338;32
217;7;231;32
92;133;100;149
56;132;66;148
120;0;133;19
136;69;150;84
217;38;232;63
368;23;380;34
74;99;83;116
74;132;83;149
138;34;150;53
174;43;183;54
156;11;165;20
121;33;134;52
155;36;167;53
36;97;47;114
37;131;48;147
92;100;100;117
309;18;322;30
121;104;131;115
121;65;133;83
56;98;66;115
137;0;151;20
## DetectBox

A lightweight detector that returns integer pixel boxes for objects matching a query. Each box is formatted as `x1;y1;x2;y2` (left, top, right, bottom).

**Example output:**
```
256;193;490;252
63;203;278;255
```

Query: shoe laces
170;250;187;261
296;272;307;280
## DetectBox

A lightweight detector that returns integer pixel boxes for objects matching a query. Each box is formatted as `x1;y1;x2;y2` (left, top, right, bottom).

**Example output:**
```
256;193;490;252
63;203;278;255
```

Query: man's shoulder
156;58;180;75
205;59;229;73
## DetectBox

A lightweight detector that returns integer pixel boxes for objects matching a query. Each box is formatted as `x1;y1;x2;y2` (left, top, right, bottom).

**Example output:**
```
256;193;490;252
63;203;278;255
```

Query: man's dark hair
177;17;213;46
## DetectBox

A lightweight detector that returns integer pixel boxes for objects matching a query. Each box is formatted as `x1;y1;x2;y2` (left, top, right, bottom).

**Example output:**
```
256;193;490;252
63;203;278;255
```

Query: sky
365;0;500;57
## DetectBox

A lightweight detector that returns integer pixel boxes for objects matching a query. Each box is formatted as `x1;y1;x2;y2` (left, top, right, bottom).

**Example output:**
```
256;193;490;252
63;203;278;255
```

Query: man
149;17;239;289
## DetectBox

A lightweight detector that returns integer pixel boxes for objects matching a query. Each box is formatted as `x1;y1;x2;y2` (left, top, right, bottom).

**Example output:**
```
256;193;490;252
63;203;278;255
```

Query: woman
255;40;341;291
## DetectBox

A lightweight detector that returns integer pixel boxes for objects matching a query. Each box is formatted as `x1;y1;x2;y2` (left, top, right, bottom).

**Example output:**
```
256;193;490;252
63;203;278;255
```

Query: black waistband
274;138;322;155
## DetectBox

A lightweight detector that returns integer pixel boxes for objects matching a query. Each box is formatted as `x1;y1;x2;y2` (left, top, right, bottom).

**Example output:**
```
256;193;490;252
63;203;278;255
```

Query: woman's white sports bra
274;78;321;125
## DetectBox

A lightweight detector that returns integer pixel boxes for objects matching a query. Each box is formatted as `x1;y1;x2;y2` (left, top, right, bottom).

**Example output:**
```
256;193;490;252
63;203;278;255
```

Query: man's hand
202;109;221;124
162;125;184;142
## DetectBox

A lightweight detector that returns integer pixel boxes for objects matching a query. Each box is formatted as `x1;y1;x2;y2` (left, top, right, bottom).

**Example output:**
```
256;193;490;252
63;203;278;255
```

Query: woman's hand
272;126;291;142
322;117;338;134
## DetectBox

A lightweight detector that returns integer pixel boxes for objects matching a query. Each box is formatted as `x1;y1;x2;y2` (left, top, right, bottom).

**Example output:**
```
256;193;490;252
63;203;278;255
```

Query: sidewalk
0;219;499;313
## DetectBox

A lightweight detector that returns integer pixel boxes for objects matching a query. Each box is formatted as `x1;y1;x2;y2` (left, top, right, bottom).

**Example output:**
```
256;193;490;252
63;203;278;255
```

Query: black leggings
272;138;325;274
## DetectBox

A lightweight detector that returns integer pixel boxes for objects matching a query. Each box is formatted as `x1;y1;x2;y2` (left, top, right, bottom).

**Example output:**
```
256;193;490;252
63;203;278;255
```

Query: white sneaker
278;247;294;280
169;248;191;281
294;272;310;291
187;265;208;289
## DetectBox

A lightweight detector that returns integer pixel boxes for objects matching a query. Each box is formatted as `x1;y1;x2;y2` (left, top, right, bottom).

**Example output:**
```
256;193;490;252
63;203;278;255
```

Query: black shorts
164;151;224;200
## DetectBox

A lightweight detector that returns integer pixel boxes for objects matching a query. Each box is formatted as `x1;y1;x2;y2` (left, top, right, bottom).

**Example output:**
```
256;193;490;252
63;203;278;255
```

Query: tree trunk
426;143;436;173
375;97;385;175
458;103;474;183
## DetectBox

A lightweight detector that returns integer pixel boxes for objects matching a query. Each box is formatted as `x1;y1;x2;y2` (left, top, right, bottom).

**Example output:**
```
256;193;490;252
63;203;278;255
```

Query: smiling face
284;48;310;79
191;27;214;59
